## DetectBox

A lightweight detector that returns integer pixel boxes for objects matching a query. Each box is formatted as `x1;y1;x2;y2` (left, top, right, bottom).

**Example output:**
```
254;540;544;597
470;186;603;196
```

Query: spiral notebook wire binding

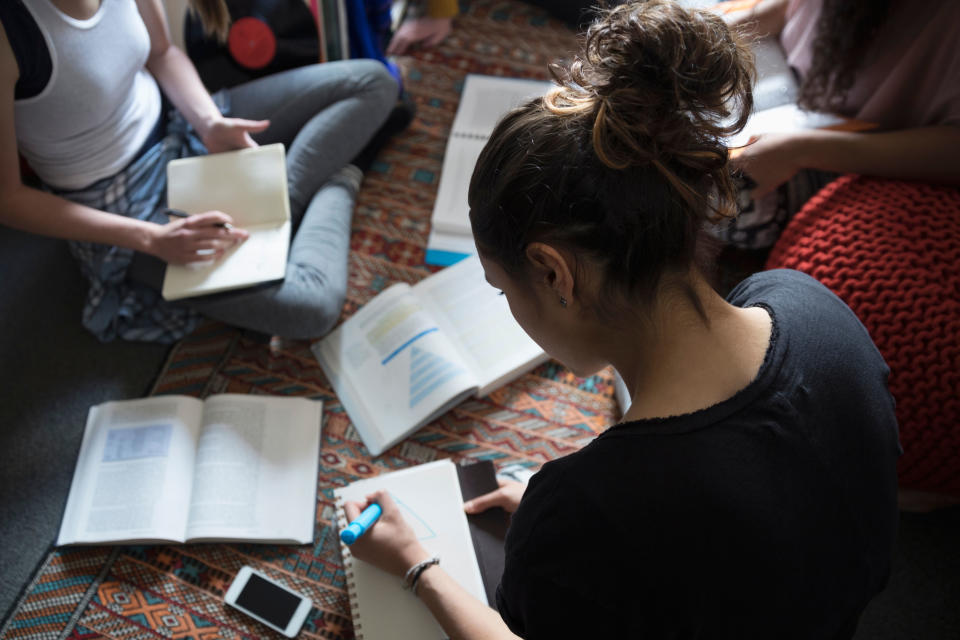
334;493;365;639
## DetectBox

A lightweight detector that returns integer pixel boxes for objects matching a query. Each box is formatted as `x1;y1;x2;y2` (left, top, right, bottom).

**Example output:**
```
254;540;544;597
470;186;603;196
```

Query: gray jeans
180;60;397;338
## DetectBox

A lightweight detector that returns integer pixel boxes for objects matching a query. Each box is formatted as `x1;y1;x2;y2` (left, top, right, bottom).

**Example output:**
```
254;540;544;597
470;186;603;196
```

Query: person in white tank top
0;0;407;342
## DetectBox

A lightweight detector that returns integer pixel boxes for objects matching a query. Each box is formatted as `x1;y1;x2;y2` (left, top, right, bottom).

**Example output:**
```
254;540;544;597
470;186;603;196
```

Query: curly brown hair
468;0;754;313
798;0;892;112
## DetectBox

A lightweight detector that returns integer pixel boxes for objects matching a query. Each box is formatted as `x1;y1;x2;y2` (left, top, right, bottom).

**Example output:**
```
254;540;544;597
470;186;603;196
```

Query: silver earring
560;296;567;308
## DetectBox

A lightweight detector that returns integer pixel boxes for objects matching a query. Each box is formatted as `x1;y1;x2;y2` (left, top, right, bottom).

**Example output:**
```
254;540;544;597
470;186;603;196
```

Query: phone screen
235;573;302;628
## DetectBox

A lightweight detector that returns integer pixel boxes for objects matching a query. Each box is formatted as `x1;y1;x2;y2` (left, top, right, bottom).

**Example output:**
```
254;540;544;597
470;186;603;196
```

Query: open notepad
57;394;322;545
312;255;548;456
426;75;552;266
334;460;492;640
162;144;291;300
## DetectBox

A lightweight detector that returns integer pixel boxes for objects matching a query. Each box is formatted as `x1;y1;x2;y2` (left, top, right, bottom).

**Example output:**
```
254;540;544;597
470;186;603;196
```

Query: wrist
195;113;223;141
400;544;433;574
134;219;162;256
791;129;841;172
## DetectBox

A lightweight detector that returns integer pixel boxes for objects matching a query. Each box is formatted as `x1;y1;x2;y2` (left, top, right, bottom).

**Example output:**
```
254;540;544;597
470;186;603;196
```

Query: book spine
334;493;365;640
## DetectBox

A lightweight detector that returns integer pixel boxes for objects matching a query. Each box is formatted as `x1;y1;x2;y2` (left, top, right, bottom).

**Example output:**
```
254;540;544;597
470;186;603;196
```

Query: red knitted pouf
765;175;960;497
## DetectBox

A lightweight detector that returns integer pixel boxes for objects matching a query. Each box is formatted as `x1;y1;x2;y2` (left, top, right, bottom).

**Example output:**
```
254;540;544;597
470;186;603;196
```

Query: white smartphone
224;566;312;638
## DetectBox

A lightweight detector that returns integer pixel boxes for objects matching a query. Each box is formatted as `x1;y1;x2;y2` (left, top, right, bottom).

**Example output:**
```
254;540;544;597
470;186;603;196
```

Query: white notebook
334;460;487;640
162;144;291;300
426;75;552;266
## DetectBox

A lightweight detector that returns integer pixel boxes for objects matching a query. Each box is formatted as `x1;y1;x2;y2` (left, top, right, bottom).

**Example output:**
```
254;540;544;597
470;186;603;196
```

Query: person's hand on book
200;116;271;154
386;17;453;55
463;478;525;515
730;132;802;199
344;490;432;577
148;212;248;264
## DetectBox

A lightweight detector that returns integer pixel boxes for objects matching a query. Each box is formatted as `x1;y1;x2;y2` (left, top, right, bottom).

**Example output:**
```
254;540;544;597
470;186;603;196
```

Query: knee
270;267;347;340
351;59;399;108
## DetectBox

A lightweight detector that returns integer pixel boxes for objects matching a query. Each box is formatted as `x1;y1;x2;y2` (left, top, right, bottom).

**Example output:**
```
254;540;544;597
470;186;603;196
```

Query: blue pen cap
340;503;382;545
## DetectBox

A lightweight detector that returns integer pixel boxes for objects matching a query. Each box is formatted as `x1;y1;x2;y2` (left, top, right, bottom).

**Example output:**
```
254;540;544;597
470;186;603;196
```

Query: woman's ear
524;242;575;302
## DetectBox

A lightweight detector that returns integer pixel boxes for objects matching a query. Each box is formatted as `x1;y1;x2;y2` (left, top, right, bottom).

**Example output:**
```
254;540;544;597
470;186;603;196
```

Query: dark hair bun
468;1;756;314
548;0;754;211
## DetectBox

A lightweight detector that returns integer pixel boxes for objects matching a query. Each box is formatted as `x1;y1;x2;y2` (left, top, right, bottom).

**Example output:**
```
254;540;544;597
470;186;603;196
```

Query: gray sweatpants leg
182;60;397;338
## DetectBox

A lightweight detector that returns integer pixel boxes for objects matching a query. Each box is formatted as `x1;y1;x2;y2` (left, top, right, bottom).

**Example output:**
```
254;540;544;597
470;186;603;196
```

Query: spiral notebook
334;459;507;640
425;75;552;266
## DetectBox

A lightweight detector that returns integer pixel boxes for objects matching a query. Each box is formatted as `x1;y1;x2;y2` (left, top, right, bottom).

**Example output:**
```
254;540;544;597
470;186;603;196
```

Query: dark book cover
456;460;510;606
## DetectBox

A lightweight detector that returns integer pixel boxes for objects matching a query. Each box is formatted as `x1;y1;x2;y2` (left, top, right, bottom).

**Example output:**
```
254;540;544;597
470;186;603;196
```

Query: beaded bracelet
402;556;440;595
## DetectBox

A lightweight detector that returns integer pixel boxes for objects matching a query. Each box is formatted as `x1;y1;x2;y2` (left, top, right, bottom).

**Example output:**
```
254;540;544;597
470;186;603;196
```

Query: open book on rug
57;394;322;546
162;143;291;300
312;255;548;456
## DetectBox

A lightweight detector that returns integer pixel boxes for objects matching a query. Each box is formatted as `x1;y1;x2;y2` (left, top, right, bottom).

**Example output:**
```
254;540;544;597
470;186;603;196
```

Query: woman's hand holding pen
345;480;526;578
345;490;433;577
147;211;248;265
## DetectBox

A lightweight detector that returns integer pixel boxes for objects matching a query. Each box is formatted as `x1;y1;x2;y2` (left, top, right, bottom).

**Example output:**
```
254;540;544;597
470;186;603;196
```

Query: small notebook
334;459;504;640
162;144;291;300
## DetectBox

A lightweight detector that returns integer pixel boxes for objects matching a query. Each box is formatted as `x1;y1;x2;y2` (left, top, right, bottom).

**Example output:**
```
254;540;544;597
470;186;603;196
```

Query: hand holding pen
148;208;248;265
343;491;433;578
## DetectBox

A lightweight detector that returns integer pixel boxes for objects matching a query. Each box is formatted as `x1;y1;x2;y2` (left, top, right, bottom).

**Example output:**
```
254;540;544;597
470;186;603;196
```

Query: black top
496;269;901;640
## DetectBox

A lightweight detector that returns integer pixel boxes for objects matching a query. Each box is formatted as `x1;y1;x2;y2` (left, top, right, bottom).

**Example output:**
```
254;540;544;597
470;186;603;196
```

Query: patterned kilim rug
0;3;619;639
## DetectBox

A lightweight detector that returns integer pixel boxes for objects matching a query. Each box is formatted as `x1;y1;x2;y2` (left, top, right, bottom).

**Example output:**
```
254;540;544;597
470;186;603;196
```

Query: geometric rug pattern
1;3;616;638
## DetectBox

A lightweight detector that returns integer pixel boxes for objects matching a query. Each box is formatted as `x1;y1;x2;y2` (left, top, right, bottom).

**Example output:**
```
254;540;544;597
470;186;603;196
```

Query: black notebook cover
456;460;510;606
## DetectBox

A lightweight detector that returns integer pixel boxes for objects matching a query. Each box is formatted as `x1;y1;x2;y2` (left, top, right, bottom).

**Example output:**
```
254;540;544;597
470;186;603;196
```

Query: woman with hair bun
344;2;900;637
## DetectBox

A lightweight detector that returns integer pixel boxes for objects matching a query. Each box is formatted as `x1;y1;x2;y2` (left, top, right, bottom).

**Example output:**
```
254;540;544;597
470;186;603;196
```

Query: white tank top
14;0;161;190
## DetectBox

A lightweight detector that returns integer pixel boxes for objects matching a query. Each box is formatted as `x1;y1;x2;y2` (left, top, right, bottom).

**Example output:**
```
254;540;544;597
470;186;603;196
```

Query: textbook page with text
57;394;321;545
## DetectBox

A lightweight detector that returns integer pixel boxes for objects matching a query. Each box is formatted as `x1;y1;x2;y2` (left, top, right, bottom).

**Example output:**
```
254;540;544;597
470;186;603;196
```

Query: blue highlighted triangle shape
409;346;464;408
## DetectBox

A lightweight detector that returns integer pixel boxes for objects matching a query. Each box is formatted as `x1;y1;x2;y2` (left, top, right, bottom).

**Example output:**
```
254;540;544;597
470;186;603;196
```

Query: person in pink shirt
720;0;960;248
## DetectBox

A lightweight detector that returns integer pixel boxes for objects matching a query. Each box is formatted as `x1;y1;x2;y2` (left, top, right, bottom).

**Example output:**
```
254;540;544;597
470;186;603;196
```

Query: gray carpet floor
0;227;170;621
1;224;958;636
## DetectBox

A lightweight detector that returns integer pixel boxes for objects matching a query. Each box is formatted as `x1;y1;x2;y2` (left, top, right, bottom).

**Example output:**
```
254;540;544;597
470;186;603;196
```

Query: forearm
146;45;221;139
0;184;156;251
793;125;960;185
416;567;519;640
720;0;788;38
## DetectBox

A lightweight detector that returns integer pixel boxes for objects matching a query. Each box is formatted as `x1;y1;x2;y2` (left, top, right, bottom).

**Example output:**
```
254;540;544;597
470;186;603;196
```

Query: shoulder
728;268;889;380
729;269;872;339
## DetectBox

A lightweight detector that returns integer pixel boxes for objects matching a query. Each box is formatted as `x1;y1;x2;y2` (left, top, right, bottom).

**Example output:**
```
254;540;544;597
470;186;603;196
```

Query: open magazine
312;256;548;456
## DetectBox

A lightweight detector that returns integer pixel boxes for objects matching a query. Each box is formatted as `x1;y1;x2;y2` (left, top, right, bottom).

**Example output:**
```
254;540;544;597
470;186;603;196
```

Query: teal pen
164;207;235;230
340;503;382;545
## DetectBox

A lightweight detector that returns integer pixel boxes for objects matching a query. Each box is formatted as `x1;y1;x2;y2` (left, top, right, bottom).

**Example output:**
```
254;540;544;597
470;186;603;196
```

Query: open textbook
57;394;322;546
334;460;496;640
426;74;553;266
162;144;291;300
312;255;548;456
